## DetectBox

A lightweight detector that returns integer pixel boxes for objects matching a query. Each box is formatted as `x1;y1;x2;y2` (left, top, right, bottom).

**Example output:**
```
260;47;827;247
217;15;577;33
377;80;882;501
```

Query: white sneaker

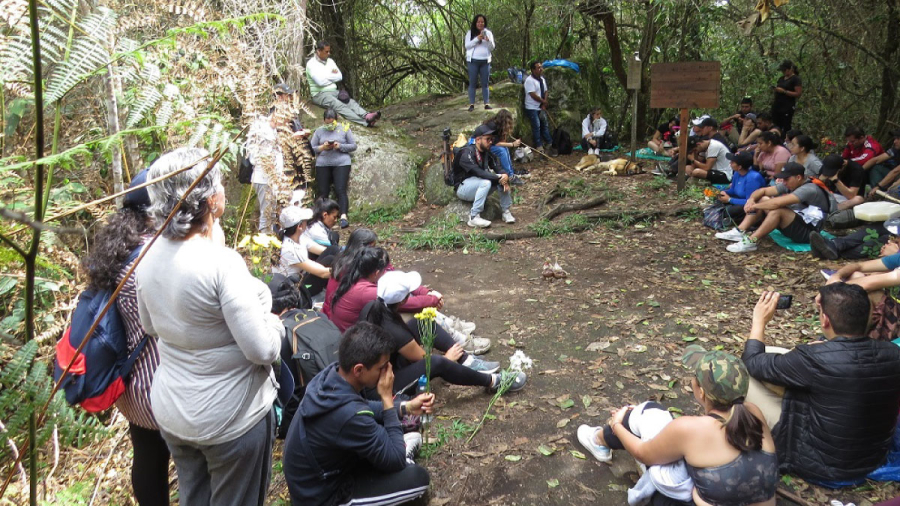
467;214;491;228
714;228;744;242
502;211;516;224
577;425;612;462
462;336;491;355
404;432;422;464
726;237;758;253
455;319;476;335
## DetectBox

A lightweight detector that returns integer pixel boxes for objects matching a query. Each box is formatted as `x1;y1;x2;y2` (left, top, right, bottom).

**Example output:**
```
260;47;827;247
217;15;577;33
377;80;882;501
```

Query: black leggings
129;423;171;506
346;463;430;505
304;245;340;296
392;320;490;392
316;165;351;215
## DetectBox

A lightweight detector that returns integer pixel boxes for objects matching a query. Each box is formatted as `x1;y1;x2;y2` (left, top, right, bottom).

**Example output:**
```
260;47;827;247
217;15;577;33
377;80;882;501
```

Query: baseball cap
280;205;313;229
473;124;496;138
699;117;718;128
691;114;711;126
273;83;294;95
819;154;844;178
682;344;749;405
123;169;151;211
726;152;753;169
890;129;900;138
744;113;757;121
885;218;900;236
377;271;422;305
772;162;805;180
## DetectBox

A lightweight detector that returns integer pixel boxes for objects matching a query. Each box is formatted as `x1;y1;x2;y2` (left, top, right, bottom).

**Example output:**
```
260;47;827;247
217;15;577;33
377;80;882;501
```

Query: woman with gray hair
135;147;284;506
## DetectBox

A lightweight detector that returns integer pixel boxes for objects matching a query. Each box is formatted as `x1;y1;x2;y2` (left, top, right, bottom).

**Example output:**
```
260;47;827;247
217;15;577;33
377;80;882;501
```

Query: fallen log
541;196;607;221
537;183;566;212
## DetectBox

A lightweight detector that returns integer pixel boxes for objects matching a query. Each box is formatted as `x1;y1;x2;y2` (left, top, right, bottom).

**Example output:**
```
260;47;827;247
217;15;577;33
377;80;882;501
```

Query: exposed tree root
540;196;607;221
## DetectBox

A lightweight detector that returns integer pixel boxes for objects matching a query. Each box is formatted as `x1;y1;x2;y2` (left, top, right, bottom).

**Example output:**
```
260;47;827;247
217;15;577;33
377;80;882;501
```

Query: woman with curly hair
81;170;170;505
473;109;524;184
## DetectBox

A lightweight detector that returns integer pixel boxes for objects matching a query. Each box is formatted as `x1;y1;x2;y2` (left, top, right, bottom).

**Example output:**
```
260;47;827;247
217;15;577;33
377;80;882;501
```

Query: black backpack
552;128;573;155
237;147;253;184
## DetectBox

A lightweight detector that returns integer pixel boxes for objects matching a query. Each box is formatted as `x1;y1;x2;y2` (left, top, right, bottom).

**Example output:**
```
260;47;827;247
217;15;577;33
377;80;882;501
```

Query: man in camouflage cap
681;344;749;406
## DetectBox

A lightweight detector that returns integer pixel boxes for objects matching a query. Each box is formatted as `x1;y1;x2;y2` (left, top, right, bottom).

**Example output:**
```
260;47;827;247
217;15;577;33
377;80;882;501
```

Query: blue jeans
489;145;514;176
525;109;552;148
456;177;511;218
467;59;490;104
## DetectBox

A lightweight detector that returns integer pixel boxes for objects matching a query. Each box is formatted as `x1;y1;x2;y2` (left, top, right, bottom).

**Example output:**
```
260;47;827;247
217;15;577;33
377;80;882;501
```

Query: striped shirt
114;241;160;430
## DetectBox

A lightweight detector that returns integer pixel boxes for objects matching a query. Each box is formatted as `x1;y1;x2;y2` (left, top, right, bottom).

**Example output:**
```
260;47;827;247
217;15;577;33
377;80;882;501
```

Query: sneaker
484;104;492;110
726;236;758;253
404;432;422;464
468;104;475;112
454;319;476;335
510;175;526;186
462;336;491;355
464;356;500;374
715;228;744;242
514;166;529;176
467;214;491;228
549;147;559;157
577;425;612;462
810;231;839;260
488;370;527;393
340;218;349;229
502;210;516;224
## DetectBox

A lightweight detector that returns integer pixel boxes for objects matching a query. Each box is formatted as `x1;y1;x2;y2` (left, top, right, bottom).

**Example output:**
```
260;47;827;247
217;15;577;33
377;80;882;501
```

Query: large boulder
423;161;455;205
444;192;501;222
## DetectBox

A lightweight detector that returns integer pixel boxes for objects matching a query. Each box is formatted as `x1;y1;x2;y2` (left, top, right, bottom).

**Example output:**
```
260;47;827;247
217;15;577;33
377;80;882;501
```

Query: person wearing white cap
275;205;331;280
360;271;527;393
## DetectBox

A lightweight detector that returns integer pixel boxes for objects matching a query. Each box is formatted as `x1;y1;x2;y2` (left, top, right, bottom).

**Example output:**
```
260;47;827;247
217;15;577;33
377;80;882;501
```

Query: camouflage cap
681;344;749;405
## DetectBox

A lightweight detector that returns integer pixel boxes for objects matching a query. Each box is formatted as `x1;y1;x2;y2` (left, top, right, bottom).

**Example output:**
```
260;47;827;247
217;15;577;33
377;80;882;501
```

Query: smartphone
776;294;793;310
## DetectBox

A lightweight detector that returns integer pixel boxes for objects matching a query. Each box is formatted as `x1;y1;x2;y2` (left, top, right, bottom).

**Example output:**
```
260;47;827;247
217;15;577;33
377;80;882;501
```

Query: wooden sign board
650;61;721;109
627;59;642;90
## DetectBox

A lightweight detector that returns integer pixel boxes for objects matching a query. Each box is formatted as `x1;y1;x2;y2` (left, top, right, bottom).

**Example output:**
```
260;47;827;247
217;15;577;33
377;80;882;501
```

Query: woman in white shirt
464;15;494;112
581;108;609;155
276;206;331;281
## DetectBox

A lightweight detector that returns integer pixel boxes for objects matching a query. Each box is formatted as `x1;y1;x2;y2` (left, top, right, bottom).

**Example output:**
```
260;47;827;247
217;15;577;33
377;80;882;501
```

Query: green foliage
529;214;592;237
39;479;92;506
420;419;474;459
861;228;884;258
402;215;499;253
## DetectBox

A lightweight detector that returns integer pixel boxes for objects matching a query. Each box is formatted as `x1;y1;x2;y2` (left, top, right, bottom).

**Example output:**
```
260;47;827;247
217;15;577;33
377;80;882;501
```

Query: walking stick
520;141;579;171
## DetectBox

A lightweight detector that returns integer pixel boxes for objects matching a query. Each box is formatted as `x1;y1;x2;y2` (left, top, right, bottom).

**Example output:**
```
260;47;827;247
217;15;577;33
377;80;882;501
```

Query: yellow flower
269;237;282;249
251;256;261;264
415;307;438;321
252;234;269;247
237;235;251;248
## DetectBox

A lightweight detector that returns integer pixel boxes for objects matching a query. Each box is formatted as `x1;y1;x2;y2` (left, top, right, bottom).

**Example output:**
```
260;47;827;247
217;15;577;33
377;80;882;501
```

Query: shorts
706;170;731;185
778;213;816;243
869;294;900;341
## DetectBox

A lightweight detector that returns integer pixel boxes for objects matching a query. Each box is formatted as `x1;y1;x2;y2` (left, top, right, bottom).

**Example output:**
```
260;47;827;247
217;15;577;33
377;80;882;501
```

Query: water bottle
416;375;432;423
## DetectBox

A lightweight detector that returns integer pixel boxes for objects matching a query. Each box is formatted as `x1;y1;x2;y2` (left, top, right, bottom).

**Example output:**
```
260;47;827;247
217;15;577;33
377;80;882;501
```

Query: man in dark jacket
283;322;434;506
453;124;514;228
744;284;900;483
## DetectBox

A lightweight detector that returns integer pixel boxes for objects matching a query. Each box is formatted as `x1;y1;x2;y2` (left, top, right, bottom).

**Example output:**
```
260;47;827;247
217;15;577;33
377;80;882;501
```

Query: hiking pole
520;141;579;171
874;189;900;205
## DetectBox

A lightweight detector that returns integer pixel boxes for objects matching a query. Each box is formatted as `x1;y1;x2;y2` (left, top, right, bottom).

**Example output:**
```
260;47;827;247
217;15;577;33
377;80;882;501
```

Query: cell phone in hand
776;294;793;310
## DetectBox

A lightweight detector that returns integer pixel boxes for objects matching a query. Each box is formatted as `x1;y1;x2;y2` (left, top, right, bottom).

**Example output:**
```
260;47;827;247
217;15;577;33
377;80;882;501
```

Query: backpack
54;247;145;413
276;308;342;438
702;202;728;231
552;128;573;155
237;147;253;184
442;128;458;187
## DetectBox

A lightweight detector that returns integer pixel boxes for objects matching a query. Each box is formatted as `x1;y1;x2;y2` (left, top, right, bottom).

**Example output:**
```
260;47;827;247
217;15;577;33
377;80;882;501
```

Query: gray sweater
136;236;283;445
311;124;357;167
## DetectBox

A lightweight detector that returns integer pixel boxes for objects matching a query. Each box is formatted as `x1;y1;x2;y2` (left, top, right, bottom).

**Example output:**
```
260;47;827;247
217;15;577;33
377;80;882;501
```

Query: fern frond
188;118;211;147
138;62;162;83
207;122;226;154
41;0;79;20
0;340;37;388
43;8;117;104
0;35;35;84
155;84;180;126
126;85;163;128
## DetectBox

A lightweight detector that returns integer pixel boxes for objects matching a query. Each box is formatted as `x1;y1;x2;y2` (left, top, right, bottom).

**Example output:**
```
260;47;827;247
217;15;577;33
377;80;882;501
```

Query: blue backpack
53;247;147;412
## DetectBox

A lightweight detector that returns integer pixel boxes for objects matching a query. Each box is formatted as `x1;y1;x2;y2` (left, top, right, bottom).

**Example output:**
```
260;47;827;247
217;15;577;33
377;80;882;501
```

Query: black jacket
742;337;900;482
452;143;501;189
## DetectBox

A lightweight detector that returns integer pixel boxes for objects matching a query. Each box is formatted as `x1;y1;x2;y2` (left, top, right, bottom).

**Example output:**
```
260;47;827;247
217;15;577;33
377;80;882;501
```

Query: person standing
523;61;554;155
464;14;494;112
771;60;802;132
306;41;381;127
311;108;357;229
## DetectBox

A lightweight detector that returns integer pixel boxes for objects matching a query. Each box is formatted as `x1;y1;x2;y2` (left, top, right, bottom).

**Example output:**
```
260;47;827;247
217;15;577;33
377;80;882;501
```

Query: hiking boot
468;104;475;112
549;147;559;157
488;370;527;393
340;218;349;229
810;232;839;260
404;432;422;464
715;228;744;242
462;336;491;355
467;214;491;228
464;355;500;374
502;210;516;224
510;175;526;186
727;236;758;253
577;425;612;462
484;104;492;110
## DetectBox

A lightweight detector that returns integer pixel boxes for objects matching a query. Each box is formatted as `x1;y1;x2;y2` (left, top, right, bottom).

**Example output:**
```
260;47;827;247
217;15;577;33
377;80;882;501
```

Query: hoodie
283;363;407;506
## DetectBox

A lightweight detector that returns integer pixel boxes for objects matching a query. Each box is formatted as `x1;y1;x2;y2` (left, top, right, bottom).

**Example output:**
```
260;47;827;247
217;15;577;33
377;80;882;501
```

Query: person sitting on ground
842;126;885;188
689;115;709;138
868;129;900;197
827;219;900;341
523;60;554;155
819;154;866;211
306;40;381;127
578;346;776;506
283;322;433;506
685;135;732;184
470;110;526;185
452;123;514;228
715;152;766;226
276;205;332;281
716;162;836;253
723;96;754;145
361;270;526;393
581;107;610;155
755;112;782;141
753;131;791;180
303;198;341;255
810;219;898;261
648;116;679;156
697;117;728;146
787;134;822;178
783;128;803;146
324;229;492;355
736;113;762;150
743;286;900;483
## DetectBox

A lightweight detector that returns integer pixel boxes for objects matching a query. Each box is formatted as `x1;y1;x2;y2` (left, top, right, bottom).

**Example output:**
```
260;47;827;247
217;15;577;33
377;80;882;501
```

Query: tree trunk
876;0;900;139
104;66;124;206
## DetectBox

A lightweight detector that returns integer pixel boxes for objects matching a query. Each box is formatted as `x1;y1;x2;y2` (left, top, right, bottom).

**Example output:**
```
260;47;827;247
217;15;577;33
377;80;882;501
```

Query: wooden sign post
627;53;641;166
650;61;721;191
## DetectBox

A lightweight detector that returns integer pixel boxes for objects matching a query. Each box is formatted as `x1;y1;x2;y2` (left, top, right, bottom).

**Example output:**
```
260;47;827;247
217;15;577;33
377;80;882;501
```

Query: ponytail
278;223;299;242
716;398;764;452
330;246;390;309
365;297;405;329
